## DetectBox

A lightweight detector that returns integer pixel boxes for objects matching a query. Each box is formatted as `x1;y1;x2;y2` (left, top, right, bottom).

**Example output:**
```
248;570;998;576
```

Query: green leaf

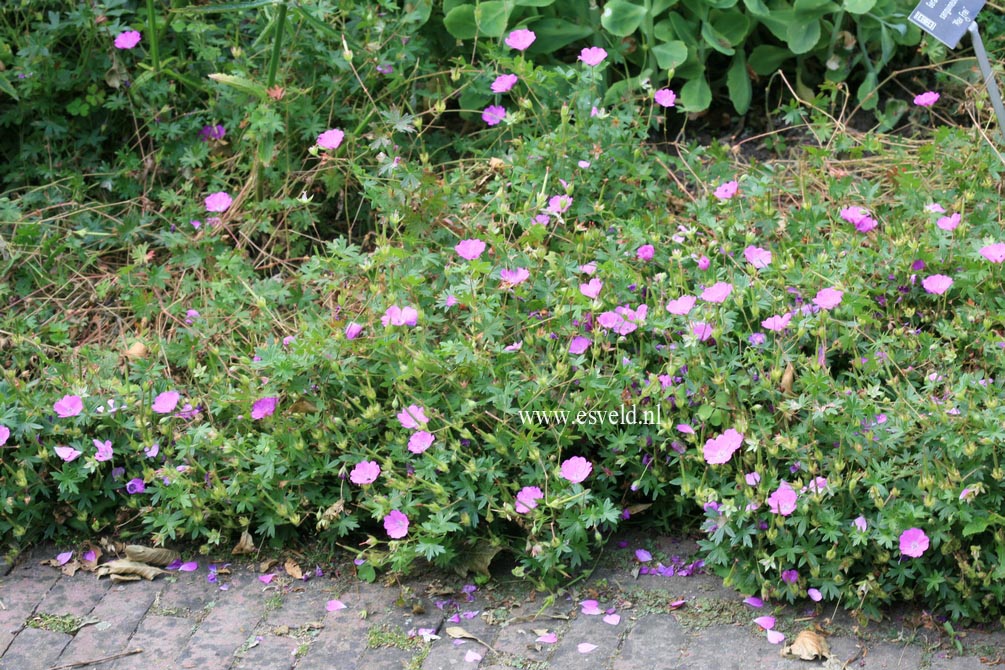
444;4;477;39
529;18;594;53
601;0;648;37
727;51;751;114
701;20;734;55
652;41;688;70
843;0;875;12
742;0;771;17
207;73;268;100
749;44;791;74
856;71;879;110
711;9;750;45
515;0;554;5
963;517;991;537
474;1;512;37
177;0;279;12
653;0;679;12
0;73;19;101
786;19;820;54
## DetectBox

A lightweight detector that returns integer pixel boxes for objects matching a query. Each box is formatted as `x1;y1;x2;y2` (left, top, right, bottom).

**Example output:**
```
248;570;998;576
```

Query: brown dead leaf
284;558;303;580
96;559;167;581
110;574;143;582
232;529;256;555
287;398;318;414
124;545;179;566
80;546;102;572
61;561;80;577
780;361;795;395
445;626;474;640
781;630;831;660
124;341;148;360
260;558;278;573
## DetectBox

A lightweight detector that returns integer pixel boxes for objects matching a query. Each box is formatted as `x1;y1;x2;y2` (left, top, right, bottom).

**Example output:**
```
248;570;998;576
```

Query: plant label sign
909;0;986;48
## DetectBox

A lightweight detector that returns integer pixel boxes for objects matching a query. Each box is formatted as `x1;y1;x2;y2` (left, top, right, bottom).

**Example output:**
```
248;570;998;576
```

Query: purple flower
455;238;486;260
547;195;572;214
635;549;653;563
899;528;929;557
745;471;761;486
349;460;380;485
251;397;278;420
691;321;713;341
152;390;181;414
54;394;84;418
408;430;435;454
808;588;823;602
578;47;608;66
376;63;393;74
515;486;544;513
114;30;141;49
384;510;409;539
560;456;592;484
491;74;518;93
781;569;799;584
317;129;345;150
697;255;710;270
654;89;676;107
200;125;225;141
505;29;536;51
144;443;160;459
126;478;146;494
597;304;648;335
749;332;766;346
482;105;506;126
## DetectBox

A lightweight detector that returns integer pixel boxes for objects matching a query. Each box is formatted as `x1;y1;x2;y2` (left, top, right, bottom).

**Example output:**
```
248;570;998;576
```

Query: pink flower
381;305;418;327
93;439;114;462
569;336;591;355
152;391;181;414
922;274;953;295
808;588;823;602
578;47;608;66
455;238;486;260
745;471;761;486
853;516;868;532
936;213;960;231
505;28;536;51
349;460;380;485
54;394;84;418
839;206;869;224
560;456;592;484
482;105;506;126
317;129;345;150
0;425;8;446
345;322;364;340
700;281;733;303
926;203;946;213
251;396;278;420
697;255;710;270
636;244;655;261
580;278;603;299
714;181;738;200
914;91;940;107
384;510;409;539
491;74;518;93
55;445;82;462
408;430;435;454
979;243;1005;262
666;295;696;315
654;88;676;107
676;423;695;434
204;192;233;213
812;288;843;310
579;262;597;275
326;599;347;612
398;405;429;429
597;304;648;335
767;630;785;644
703;428;744;465
899;527;929;557
114;30;141;49
761;313;791;332
767;482;798;515
500;268;530;286
691;321;713;341
754;616;776;630
781;569;799;584
547;195;572;214
515;486;544;513
744;246;772;269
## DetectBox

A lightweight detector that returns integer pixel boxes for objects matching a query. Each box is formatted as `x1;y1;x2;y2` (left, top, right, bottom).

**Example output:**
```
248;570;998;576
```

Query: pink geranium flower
491;74;518;93
515;486;544;513
597;304;647;335
455;238;486;260
0;425;8;446
744;246;772;269
560;456;592;483
703;428;743;465
691;321;713;341
505;29;536;51
152;391;181;414
922;274;953;295
384;510;409;539
761;313;791;332
382;305;418;327
654;89;676;107
569;336;591;355
767;482;798;516
482;105;506;126
114;30;141;49
812;288;843;310
980;243;1005;262
397;404;428;429
500;268;530;286
636;244;655;261
205;192;233;213
251;397;278;419
547;195;572;214
666;295;696;316
914;91;939;107
899;527;929;557
408;430;435;454
55;445;82;462
580;278;603;299
578;47;608;66
714;181;738;200
54;394;84;418
317;129;345;150
93;439;114;462
345;322;364;340
700;282;733;303
349;460;380;485
936;213;960;231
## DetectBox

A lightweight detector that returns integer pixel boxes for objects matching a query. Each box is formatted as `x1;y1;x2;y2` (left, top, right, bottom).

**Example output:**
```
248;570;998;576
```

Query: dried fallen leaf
259;558;278;573
445;626;472;639
284;558;303;580
124;546;179;566
781;630;830;660
124;341;148;360
96;559;167;581
232;529;255;555
780;361;796;394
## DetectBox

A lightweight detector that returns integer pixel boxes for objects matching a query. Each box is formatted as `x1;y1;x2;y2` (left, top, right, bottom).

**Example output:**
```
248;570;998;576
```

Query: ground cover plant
2;0;1005;626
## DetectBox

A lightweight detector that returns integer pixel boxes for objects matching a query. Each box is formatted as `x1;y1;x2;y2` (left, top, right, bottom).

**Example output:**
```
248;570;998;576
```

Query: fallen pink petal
603;613;621;625
577;643;598;654
767;630;786;644
326;599;347;611
754;616;776;630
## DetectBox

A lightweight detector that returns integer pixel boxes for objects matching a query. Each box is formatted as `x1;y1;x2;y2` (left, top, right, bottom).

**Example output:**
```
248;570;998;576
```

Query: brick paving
2;539;1004;670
